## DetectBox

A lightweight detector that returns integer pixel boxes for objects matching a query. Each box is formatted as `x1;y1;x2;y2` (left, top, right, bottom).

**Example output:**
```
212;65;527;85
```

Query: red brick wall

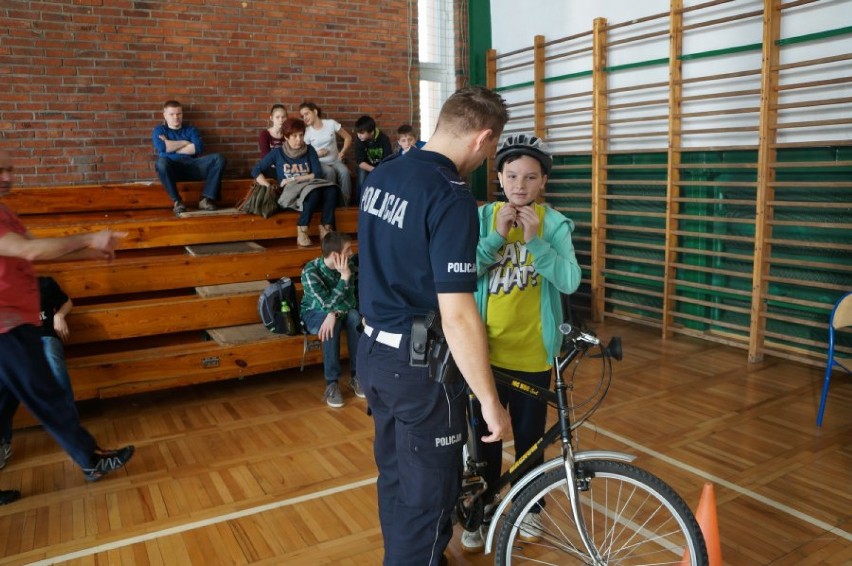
0;0;419;186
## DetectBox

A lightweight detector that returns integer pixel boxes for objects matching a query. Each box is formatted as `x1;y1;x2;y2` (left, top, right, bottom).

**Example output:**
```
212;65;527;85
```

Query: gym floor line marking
29;428;849;564
35;442;519;563
591;425;852;542
27;477;378;566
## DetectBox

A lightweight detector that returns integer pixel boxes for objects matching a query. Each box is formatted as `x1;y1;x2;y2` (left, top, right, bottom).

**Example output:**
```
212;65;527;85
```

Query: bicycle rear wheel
495;459;708;565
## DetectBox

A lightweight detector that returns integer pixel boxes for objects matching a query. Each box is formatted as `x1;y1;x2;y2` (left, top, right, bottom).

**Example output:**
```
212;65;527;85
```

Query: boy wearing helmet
462;134;582;552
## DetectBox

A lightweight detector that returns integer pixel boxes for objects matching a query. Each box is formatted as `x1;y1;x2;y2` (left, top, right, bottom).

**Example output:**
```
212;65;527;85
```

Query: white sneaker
461;527;484;553
519;512;542;542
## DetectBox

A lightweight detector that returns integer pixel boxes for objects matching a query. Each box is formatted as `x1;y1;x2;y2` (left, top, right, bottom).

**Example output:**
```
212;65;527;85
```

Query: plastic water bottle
280;301;297;335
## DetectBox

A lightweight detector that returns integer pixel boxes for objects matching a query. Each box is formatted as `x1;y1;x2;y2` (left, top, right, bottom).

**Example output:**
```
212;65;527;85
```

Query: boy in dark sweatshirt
353;115;393;198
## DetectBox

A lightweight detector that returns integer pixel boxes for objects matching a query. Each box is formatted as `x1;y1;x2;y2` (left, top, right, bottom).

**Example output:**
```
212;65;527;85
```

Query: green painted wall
467;0;492;199
547;148;852;355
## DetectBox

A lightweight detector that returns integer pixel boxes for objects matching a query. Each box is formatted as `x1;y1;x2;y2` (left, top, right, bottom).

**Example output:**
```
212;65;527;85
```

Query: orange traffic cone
681;482;722;566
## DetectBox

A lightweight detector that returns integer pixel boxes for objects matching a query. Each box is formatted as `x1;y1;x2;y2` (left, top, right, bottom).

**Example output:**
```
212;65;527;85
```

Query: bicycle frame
462;326;634;558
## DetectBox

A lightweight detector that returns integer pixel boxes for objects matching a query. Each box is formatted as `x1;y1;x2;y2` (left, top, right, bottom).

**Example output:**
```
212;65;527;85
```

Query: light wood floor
0;320;849;565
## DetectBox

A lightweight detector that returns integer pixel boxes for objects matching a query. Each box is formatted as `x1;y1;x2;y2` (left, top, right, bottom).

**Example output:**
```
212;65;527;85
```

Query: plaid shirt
300;256;358;314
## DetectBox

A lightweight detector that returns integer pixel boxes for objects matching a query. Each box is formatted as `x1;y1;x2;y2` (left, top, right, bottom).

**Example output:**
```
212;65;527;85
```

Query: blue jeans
357;168;371;200
155;154;226;203
0;325;97;468
301;308;361;383
299;185;338;227
1;336;79;445
41;336;77;410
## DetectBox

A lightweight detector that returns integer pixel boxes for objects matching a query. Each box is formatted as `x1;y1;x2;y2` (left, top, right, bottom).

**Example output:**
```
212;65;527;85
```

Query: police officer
357;87;512;565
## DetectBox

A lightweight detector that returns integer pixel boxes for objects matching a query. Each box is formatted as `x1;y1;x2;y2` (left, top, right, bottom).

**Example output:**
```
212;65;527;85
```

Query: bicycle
456;323;709;565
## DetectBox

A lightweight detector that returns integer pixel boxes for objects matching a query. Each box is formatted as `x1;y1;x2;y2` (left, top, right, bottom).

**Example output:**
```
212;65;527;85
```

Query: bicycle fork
481;450;635;555
553;346;607;564
562;443;607;565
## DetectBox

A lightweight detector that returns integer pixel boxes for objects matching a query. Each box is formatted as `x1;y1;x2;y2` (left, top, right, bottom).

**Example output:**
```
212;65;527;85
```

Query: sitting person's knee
346;308;362;324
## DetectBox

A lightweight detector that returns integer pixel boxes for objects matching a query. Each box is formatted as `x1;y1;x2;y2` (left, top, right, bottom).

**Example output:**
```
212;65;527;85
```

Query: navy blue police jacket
357;149;480;335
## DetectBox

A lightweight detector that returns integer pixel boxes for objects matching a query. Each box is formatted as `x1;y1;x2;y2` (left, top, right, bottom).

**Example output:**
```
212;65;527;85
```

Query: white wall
489;0;851;151
491;0;667;53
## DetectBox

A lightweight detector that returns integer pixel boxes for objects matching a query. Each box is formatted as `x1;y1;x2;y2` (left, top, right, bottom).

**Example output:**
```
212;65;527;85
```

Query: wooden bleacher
10;179;357;407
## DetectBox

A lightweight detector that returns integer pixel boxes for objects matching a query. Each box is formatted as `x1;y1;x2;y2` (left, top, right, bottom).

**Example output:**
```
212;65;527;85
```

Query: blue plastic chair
816;291;852;427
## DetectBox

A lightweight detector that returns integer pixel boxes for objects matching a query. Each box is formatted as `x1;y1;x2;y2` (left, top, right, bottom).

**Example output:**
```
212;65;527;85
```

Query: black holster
410;311;461;384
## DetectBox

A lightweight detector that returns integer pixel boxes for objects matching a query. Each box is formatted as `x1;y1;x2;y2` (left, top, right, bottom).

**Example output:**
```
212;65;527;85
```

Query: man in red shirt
0;150;135;506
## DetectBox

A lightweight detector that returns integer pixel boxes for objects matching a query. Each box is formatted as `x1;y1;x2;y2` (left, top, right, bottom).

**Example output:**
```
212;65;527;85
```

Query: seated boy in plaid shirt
300;232;362;408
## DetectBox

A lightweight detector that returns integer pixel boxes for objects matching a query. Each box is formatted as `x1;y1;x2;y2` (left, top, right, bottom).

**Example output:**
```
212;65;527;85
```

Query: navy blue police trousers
357;331;467;566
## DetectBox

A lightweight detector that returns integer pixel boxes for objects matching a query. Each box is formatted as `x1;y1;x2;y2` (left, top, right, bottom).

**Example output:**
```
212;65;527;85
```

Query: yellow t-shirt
485;202;551;372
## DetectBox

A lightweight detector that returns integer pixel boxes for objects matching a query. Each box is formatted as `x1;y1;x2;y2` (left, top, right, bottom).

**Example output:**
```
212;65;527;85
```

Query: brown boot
318;224;334;242
296;226;312;247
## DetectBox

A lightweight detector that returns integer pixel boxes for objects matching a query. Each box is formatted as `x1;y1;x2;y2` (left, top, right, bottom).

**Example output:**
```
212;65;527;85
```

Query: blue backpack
258;277;300;335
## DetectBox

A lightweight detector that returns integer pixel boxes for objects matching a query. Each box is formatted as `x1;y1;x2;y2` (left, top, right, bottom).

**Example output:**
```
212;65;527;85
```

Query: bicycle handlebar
558;322;600;346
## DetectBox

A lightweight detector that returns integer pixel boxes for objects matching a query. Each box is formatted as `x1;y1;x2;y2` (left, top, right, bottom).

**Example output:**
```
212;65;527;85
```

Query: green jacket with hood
474;202;582;363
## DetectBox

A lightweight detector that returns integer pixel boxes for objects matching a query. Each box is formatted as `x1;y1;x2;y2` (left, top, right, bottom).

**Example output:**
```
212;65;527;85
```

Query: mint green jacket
474;202;582;362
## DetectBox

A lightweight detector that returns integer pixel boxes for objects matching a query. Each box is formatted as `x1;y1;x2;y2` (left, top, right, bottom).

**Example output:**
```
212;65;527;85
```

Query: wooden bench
10;179;356;405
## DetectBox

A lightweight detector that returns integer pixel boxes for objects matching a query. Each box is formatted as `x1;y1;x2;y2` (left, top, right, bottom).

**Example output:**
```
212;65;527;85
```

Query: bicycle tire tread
495;459;709;566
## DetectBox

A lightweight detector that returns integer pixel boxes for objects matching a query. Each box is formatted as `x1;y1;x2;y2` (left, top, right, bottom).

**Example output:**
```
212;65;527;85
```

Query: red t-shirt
0;204;39;333
258;129;285;158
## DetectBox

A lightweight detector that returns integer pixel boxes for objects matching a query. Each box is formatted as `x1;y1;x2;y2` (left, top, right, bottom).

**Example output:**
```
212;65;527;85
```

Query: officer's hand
479;399;510;443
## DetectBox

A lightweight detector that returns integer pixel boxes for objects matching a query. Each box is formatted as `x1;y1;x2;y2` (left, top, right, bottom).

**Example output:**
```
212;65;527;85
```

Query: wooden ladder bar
748;0;782;363
662;0;685;338
590;17;609;322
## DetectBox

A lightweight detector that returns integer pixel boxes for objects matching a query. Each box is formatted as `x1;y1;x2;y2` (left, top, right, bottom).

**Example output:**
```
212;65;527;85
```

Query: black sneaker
173;200;187;215
198;197;217;211
0;489;21;506
324;382;344;408
350;376;366;399
83;445;135;482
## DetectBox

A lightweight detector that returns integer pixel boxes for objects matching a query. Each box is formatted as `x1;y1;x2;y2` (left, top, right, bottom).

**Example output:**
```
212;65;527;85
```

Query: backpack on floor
258;277;300;335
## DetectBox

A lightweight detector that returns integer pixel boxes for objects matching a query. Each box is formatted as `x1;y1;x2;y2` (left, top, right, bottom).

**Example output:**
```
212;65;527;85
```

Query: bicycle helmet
494;134;552;175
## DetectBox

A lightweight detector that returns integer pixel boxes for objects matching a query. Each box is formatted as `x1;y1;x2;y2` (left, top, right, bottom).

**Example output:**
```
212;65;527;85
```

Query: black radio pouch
410;311;461;384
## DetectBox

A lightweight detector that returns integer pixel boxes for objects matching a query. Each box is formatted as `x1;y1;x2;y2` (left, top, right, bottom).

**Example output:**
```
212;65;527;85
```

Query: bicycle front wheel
495;459;708;565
